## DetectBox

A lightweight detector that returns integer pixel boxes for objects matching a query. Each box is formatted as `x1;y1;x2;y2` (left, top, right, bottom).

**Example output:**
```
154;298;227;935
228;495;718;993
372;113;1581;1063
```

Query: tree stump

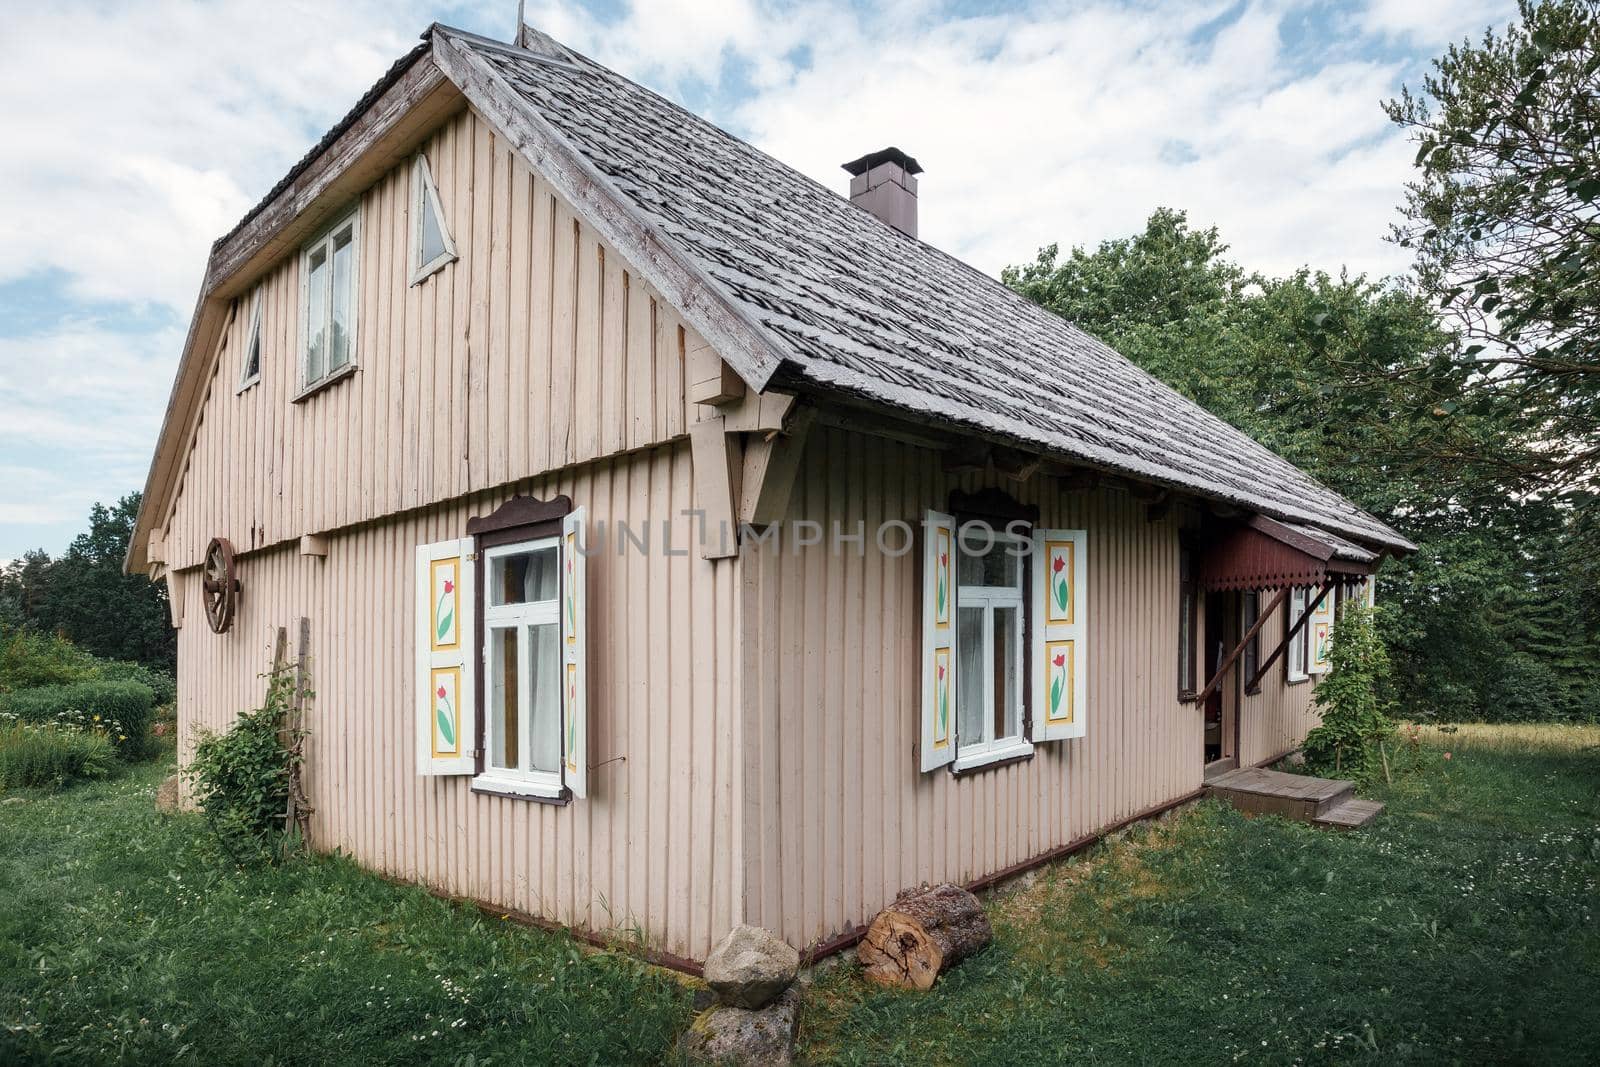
857;883;992;989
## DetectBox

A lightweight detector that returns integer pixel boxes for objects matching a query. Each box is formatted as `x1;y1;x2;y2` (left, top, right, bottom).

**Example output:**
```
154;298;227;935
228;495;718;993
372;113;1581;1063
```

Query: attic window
411;154;457;285
237;294;262;393
298;207;359;396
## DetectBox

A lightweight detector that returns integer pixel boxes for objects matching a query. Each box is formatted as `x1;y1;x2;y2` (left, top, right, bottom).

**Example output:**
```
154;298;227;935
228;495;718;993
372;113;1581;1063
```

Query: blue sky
0;0;1516;561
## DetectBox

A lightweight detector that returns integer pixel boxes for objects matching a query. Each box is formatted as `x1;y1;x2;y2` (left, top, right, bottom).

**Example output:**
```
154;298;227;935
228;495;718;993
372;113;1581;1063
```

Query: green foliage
0;681;154;760
0;721;117;790
0;629;102;692
0;760;695;1064
186;669;303;864
1304;606;1396;780
1004;207;1600;723
92;658;178;706
802;724;1600;1064
1387;0;1600;495
0;493;175;672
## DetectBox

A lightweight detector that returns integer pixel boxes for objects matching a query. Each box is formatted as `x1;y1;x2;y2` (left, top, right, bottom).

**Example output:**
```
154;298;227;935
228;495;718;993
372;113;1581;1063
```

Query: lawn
801;724;1600;1065
0;760;694;1065
2;726;1596;1065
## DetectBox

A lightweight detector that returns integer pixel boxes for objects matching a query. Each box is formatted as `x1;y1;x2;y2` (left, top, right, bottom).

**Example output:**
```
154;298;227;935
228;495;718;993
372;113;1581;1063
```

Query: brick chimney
842;147;922;238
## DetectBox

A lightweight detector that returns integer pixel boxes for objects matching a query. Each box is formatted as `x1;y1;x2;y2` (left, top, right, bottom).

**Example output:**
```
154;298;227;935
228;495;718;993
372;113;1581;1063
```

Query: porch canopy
1200;514;1378;593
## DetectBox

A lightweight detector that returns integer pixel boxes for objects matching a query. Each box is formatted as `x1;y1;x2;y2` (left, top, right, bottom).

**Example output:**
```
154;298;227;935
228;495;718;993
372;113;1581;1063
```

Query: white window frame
296;206;360;398
409;153;458;286
235;293;263;394
474;537;564;799
952;530;1034;772
1286;586;1310;684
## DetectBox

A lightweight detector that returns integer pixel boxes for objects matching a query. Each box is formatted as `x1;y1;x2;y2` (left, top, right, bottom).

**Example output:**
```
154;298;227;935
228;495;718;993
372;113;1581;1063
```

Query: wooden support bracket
689;416;741;560
1195;587;1288;705
1246;580;1334;692
741;406;816;526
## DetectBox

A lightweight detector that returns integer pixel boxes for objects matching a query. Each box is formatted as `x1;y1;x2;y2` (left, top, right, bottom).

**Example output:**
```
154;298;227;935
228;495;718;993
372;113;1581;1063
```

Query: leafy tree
2;495;174;671
1005;209;1600;722
1386;0;1600;493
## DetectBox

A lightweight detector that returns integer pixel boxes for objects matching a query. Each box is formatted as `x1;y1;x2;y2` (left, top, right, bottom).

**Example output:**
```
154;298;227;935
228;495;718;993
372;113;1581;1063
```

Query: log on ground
856;883;993;990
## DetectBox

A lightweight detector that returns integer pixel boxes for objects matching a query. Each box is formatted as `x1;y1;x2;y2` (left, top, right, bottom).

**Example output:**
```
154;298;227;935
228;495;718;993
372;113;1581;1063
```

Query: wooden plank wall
1238;595;1320;765
737;426;1206;952
161;105;696;573
173;444;743;961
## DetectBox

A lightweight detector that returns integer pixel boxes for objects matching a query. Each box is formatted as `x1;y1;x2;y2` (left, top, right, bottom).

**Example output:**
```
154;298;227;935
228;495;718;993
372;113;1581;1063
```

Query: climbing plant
1303;604;1396;782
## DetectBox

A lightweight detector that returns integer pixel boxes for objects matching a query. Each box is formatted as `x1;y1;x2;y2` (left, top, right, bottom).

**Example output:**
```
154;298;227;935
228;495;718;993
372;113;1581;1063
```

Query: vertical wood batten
741;427;1233;952
162;106;708;574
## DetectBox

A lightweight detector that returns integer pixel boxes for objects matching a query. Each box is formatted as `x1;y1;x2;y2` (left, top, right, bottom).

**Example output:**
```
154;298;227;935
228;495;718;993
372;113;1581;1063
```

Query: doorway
1203;590;1238;772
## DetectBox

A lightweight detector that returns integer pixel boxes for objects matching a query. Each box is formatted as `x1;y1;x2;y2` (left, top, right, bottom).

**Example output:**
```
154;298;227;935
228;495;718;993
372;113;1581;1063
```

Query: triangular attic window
238;296;262;391
411;153;457;285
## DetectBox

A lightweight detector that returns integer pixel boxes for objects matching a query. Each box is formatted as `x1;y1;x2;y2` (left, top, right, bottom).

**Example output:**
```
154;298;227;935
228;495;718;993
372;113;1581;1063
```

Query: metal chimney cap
841;147;923;177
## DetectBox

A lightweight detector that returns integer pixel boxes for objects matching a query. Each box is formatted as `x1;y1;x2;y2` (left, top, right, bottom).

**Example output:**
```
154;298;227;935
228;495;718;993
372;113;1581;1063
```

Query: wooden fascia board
429;27;783;394
126;52;462;575
1246;513;1336;562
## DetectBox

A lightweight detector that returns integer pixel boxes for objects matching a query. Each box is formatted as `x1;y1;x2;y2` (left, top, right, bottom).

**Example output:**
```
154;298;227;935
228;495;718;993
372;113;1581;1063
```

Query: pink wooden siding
736;426;1320;952
1238;594;1319;765
173;445;743;961
738;426;1194;950
160;105;697;573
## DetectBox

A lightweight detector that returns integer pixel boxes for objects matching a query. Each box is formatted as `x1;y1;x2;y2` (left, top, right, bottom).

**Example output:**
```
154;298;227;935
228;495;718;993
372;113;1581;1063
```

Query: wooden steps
1204;766;1384;830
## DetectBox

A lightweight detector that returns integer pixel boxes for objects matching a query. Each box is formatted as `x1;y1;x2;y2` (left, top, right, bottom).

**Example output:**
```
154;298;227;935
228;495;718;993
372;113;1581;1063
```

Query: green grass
801;724;1600;1065
0;760;694;1065
3;728;1597;1065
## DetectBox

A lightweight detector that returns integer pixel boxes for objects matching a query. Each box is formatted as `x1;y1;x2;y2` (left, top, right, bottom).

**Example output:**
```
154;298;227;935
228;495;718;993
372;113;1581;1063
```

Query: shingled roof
434;26;1411;554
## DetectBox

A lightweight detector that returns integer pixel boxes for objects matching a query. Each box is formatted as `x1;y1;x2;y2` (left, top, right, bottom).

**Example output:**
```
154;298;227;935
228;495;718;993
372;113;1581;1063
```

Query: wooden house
127;23;1413;967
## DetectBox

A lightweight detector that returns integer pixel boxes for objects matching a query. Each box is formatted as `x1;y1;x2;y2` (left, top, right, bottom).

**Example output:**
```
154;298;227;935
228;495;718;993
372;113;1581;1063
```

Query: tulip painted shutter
921;510;957;772
561;507;588;798
1031;529;1087;741
1308;587;1336;675
415;538;476;775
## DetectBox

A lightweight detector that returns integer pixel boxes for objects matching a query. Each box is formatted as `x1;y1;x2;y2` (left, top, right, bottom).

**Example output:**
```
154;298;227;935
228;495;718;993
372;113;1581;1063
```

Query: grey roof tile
459;31;1414;553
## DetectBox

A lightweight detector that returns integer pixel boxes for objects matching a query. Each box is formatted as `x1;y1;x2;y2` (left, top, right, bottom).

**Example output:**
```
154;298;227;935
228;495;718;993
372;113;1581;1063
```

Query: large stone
155;774;180;815
703;924;799;1008
677;984;800;1065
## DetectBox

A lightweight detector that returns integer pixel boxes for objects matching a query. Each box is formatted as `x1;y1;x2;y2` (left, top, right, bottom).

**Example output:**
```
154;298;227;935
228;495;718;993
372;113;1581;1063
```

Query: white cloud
0;0;1523;557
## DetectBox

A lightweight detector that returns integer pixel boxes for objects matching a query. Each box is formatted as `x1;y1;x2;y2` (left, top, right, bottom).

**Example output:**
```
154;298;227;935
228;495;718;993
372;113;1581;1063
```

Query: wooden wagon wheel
202;536;240;634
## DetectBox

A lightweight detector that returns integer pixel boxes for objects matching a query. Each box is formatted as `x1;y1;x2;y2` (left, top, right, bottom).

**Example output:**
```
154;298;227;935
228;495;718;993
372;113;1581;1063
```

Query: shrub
0;630;101;692
0;681;155;759
1304;604;1396;782
94;659;177;706
187;668;305;864
0;720;117;790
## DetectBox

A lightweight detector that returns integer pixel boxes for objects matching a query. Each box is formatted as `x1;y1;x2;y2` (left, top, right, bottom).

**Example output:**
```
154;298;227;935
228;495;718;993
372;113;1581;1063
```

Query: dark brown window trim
470;782;572;805
948;487;1040;526
468;493;575;779
950;748;1036;778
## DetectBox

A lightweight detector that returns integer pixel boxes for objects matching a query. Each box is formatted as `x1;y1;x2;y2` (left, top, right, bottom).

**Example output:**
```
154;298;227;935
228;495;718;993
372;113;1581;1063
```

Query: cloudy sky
0;0;1515;560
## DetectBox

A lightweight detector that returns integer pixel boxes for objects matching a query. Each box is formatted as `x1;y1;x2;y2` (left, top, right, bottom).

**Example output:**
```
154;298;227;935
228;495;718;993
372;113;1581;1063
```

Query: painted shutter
416;538;476;775
561;507;589;798
920;510;956;772
1032;528;1088;741
1308;587;1336;675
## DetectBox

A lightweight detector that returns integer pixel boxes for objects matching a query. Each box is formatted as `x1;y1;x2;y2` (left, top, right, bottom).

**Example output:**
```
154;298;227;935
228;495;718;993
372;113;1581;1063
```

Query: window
1241;591;1260;694
1177;542;1198;700
478;539;563;796
299;208;359;393
410;154;457;285
1286;586;1309;683
952;529;1031;771
237;294;262;392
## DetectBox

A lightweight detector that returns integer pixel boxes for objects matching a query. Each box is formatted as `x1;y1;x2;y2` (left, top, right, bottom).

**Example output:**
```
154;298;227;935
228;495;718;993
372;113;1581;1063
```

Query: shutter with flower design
920;510;957;772
1031;528;1087;742
415;537;476;775
561;507;589;798
1308;585;1337;675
